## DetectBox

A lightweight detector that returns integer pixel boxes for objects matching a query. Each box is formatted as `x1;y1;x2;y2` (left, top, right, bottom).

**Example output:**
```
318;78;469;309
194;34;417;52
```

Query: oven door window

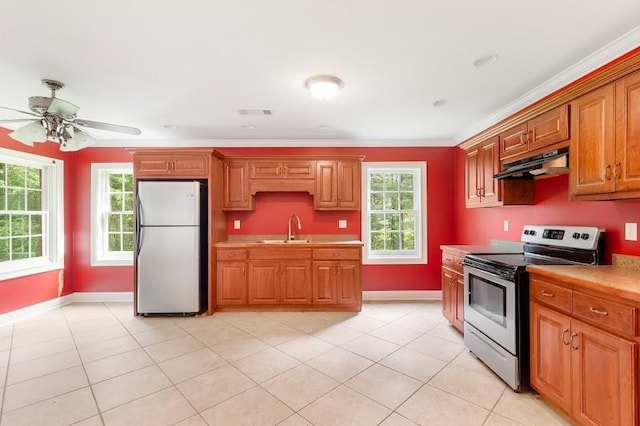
468;274;507;327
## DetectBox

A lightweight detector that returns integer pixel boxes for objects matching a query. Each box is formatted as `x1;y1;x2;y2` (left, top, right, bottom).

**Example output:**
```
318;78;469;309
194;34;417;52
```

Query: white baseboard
0;292;134;327
363;290;442;301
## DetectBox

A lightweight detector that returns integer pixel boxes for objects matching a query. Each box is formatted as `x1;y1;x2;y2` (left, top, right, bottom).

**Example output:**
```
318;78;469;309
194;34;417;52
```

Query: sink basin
255;239;311;244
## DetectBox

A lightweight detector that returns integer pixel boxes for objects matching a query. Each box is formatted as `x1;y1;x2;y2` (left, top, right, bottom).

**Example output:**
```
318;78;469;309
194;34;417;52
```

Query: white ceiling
0;0;639;147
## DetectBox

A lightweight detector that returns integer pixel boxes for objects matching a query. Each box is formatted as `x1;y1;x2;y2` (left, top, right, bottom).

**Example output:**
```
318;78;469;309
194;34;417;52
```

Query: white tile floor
0;301;571;426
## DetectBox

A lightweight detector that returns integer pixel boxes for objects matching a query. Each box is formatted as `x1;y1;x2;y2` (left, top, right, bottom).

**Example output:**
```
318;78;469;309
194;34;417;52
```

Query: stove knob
573;232;581;239
581;233;590;240
523;230;530;235
529;230;536;236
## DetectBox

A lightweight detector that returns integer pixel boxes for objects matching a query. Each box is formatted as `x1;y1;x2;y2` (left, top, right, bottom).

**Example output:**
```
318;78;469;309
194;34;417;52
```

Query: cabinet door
216;262;247;305
250;161;282;179
315;161;338;209
453;273;464;333
530;302;572;414
527;104;569;152
614;70;640;192
282;161;316;179
571;320;637;426
337;161;360;209
499;123;529;161
223;161;252;210
312;261;337;304
134;155;173;177
336;261;360;304
480;137;500;204
248;261;279;304
171;154;209;177
281;261;311;304
465;147;482;207
441;268;456;324
569;84;616;196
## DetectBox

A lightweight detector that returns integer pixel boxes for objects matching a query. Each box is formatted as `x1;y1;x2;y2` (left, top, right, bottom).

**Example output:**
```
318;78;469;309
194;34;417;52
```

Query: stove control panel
521;225;603;250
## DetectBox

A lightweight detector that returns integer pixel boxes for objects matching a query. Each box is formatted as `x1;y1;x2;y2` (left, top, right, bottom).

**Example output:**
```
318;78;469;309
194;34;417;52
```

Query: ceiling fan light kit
305;75;343;100
1;79;141;151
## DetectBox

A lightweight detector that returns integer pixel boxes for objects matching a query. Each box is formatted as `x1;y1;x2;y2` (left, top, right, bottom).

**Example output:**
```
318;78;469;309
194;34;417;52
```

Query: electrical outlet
338;219;348;229
503;220;509;232
625;222;637;241
233;220;241;230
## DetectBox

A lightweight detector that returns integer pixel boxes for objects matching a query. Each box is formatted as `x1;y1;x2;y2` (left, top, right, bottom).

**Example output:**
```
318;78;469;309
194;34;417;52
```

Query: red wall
218;147;456;291
452;148;640;261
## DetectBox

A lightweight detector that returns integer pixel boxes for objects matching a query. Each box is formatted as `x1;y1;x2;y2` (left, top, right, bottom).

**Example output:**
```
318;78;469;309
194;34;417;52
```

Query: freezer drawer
137;226;200;313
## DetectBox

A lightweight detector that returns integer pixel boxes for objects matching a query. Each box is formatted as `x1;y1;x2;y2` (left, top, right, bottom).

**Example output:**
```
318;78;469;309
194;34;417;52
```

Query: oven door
463;265;516;354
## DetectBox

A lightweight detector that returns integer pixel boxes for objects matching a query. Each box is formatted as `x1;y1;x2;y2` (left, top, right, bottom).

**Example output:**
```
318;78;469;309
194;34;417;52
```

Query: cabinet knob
540;290;555;298
589;306;608;316
570;333;579;350
613;162;621;180
562;329;570;345
604;165;612;181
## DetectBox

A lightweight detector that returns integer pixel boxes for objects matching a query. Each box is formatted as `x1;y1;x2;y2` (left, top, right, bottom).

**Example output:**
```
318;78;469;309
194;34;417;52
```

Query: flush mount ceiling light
432;99;450;107
473;54;499;68
305;75;343;100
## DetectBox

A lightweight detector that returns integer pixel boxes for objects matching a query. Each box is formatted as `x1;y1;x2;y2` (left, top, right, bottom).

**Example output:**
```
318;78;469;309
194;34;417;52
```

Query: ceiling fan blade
0;118;38;123
74;118;141;135
0;105;41;117
48;98;79;119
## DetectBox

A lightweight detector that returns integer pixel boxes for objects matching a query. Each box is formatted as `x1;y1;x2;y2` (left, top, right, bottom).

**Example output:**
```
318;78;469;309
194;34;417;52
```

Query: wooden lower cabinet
248;261;280;304
248;260;312;304
531;296;638;425
312;260;360;305
216;262;247;305
441;249;464;333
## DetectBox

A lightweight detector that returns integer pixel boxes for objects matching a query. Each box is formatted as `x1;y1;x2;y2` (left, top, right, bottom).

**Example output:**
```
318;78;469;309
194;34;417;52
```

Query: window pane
108;214;121;232
12;237;29;260
11;215;29;237
124;193;133;211
0;214;8;237
7;164;25;187
386;213;400;230
110;194;123;211
27;190;41;211
370;232;385;250
123;234;134;252
109;174;123;191
385;232;400;250
0;187;5;210
31;215;42;234
122;214;134;232
402;231;415;250
124;174;133;192
384;173;399;191
31;236;43;257
399;173;414;191
384;193;398;210
0;238;8;261
370;173;384;191
402;212;415;230
26;168;41;189
0;163;5;186
370;213;385;231
108;234;122;251
370;193;383;210
400;192;414;210
7;188;25;210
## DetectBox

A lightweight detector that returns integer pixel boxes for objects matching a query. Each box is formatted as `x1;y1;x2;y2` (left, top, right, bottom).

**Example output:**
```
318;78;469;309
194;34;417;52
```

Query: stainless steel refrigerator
136;181;204;314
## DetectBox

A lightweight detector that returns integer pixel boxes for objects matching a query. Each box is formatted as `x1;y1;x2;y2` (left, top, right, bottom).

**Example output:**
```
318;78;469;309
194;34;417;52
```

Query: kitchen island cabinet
528;266;639;425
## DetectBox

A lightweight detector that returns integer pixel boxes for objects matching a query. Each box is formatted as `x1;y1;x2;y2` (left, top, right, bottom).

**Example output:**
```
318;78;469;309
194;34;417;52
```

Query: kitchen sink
255;239;311;244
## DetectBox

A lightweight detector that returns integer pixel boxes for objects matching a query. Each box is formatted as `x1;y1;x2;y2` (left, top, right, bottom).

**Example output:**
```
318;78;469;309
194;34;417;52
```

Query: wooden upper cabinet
499;105;569;161
223;160;253;210
614;70;640;193
314;160;361;210
133;151;210;178
250;160;315;180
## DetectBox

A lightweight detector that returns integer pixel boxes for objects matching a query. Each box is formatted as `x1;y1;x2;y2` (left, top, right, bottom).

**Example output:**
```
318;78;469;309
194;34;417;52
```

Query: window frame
90;163;134;266
0;148;64;280
362;161;427;265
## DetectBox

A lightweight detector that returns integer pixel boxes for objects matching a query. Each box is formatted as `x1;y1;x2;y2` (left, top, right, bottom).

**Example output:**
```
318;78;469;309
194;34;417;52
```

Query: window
362;162;426;264
0;148;64;279
91;163;134;266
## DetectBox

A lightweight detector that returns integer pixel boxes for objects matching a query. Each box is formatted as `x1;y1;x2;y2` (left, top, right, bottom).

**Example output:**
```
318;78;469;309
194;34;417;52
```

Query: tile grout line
0;323;15;425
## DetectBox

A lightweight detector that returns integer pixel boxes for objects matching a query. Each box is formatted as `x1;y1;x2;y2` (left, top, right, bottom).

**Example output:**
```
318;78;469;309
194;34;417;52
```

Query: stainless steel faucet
287;214;302;241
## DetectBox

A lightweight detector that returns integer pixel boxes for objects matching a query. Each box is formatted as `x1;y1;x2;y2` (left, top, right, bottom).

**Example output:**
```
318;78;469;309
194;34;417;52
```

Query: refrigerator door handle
135;193;143;255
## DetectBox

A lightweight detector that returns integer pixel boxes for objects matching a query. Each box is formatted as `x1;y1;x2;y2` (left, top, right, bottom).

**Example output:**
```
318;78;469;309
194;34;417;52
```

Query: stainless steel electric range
462;225;605;391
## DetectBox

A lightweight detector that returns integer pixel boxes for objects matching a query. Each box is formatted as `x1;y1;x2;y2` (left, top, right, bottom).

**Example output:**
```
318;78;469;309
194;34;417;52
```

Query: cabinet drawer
217;249;247;261
572;291;637;336
313;248;360;260
250;248;312;260
530;278;572;313
442;251;455;268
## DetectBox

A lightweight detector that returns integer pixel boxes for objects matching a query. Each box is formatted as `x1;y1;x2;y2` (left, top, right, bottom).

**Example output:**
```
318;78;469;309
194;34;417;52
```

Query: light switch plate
625;222;637;241
233;220;241;230
338;219;347;229
503;220;509;232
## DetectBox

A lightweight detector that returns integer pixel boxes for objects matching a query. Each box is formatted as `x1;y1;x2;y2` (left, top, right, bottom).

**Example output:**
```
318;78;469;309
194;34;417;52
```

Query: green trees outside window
0;162;44;262
106;173;134;253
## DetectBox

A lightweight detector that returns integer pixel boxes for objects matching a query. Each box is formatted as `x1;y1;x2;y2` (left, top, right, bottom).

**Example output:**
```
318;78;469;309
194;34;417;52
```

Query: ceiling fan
0;79;141;151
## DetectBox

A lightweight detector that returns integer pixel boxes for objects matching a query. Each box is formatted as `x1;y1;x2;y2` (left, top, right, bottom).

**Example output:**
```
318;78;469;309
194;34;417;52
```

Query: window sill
91;258;133;267
363;256;427;265
0;261;63;281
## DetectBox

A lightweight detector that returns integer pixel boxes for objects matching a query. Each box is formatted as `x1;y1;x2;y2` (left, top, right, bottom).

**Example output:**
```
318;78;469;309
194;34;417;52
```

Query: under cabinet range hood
494;146;569;179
